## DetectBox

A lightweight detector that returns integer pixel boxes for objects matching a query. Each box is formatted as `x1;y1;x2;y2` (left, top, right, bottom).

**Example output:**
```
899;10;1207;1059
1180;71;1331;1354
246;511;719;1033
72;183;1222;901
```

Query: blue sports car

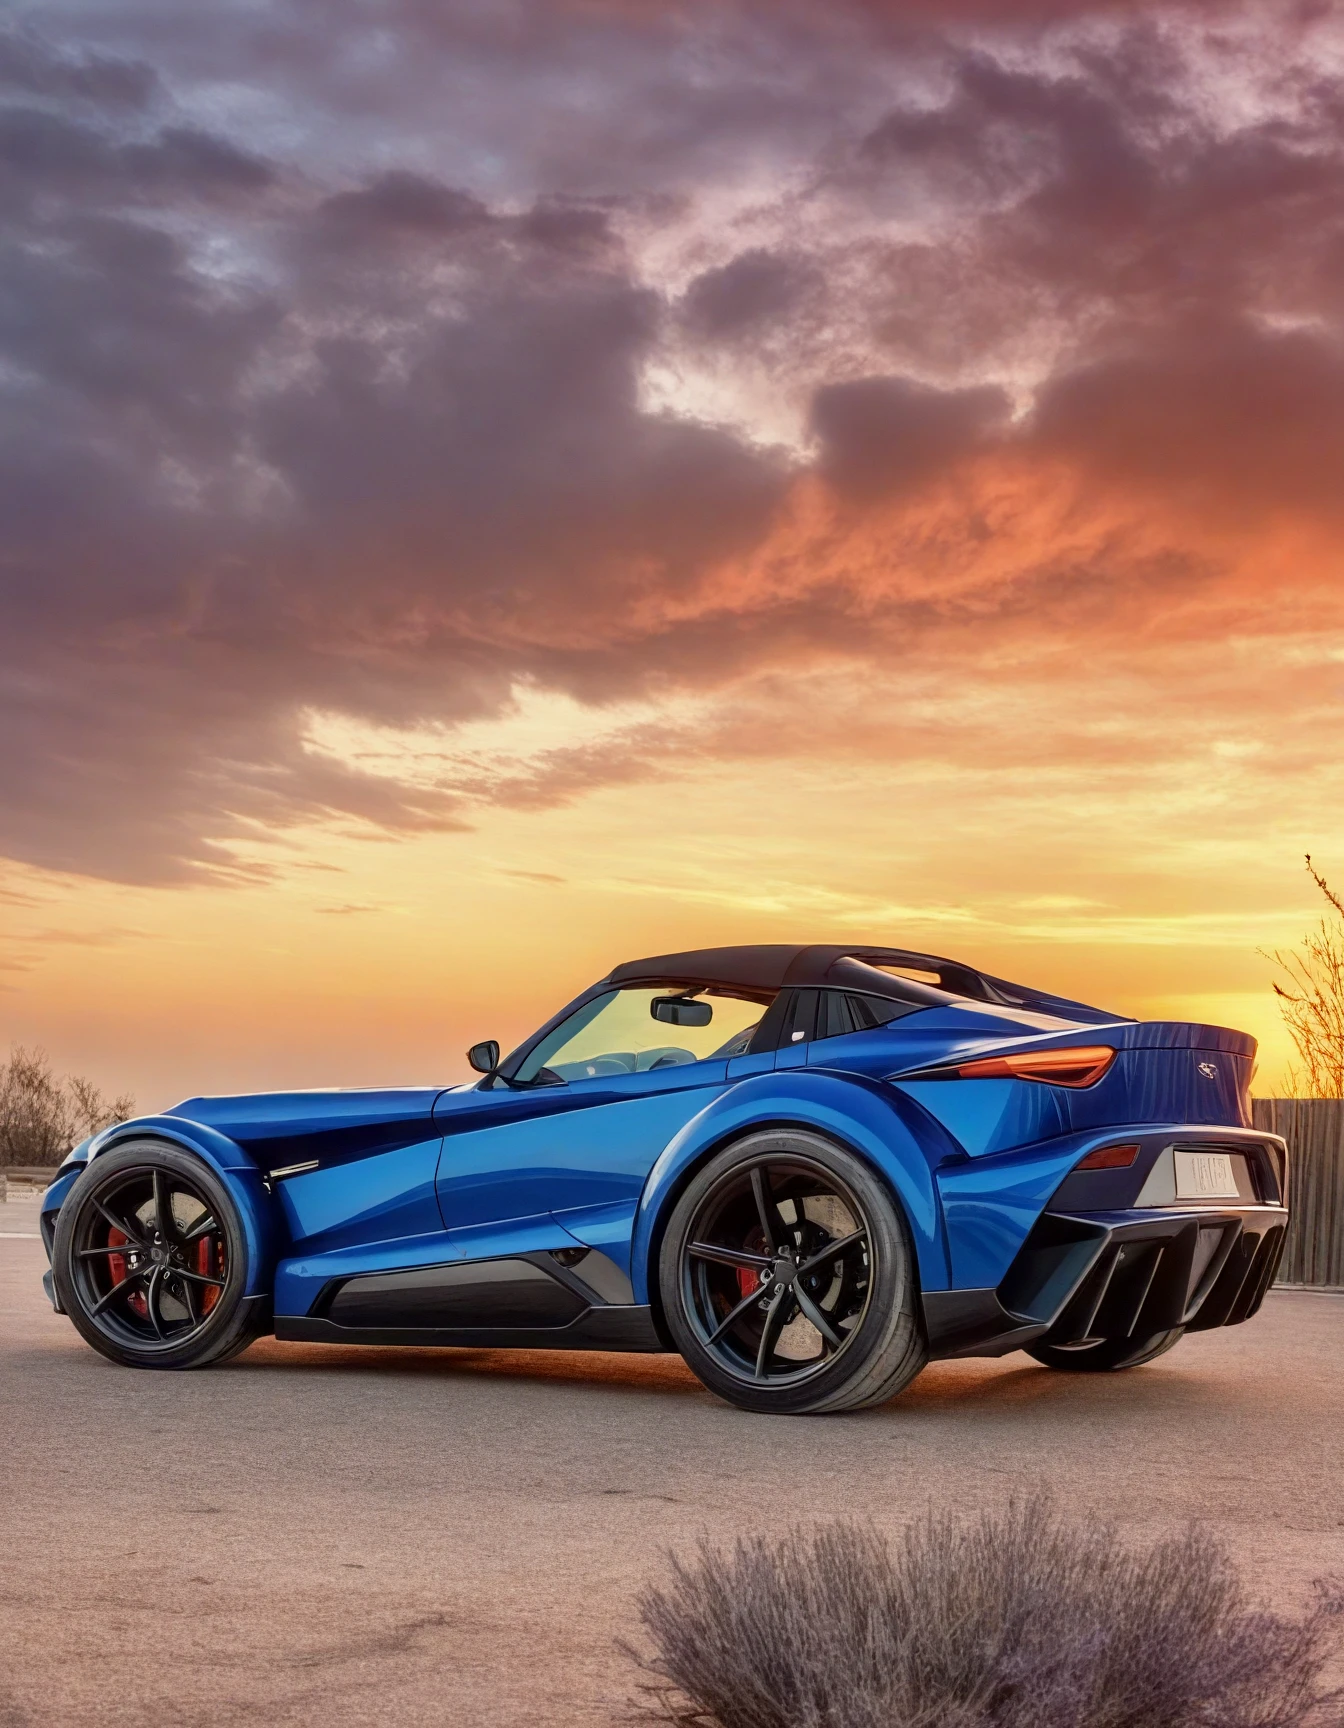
39;944;1289;1413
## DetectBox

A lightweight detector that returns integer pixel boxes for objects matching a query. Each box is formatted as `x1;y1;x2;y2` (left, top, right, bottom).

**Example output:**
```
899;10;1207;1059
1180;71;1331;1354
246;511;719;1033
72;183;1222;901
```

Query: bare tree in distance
1264;856;1344;1099
0;1046;133;1168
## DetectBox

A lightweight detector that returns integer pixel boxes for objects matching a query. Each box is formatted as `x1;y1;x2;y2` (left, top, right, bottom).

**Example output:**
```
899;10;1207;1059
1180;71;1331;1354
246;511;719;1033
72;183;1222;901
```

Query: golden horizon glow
0;738;1324;1110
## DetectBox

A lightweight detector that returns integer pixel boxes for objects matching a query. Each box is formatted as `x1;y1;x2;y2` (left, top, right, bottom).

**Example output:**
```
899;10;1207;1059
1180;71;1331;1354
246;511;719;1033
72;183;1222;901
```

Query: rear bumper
924;1202;1288;1360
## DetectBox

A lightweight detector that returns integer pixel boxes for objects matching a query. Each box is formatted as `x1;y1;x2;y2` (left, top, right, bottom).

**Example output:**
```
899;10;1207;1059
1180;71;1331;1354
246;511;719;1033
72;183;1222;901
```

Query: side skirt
275;1304;667;1353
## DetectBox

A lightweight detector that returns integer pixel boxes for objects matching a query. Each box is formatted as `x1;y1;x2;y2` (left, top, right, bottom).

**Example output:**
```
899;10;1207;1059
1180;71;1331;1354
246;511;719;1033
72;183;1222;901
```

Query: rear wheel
1025;1328;1184;1372
659;1130;926;1414
53;1140;264;1369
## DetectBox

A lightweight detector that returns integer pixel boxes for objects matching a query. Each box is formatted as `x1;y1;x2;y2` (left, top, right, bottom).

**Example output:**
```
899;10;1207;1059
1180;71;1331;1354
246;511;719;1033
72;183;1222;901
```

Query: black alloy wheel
53;1140;265;1369
683;1157;873;1382
660;1129;926;1414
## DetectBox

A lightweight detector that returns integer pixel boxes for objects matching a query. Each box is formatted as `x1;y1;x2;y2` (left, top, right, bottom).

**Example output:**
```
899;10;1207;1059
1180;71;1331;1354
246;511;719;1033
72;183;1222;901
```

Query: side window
816;991;910;1041
819;991;859;1040
781;990;818;1047
515;986;773;1084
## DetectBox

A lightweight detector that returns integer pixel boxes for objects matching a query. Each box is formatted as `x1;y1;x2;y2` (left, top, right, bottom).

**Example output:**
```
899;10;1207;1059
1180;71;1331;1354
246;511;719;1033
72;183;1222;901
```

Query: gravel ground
1;1222;1342;1728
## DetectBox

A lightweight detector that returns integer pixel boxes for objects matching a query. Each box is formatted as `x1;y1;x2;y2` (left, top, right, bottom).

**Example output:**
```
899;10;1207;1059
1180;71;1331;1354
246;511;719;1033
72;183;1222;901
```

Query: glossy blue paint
273;1211;578;1316
278;1134;444;1254
937;1133;1105;1288
893;1037;1251;1160
629;1068;951;1303
433;1060;732;1229
934;1113;1268;1289
896;1079;1020;1156
39;1165;81;1233
554;1199;640;1279
792;1009;1102;1093
165;1087;446;1172
96;1113;260;1171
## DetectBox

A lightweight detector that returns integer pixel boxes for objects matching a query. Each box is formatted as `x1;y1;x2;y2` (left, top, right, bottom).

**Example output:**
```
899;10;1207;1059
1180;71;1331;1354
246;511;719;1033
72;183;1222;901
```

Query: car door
432;984;771;1270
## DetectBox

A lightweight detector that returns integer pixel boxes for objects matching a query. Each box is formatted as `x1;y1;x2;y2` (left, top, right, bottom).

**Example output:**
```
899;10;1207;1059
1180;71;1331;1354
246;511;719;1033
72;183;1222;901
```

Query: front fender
630;1069;952;1304
70;1116;278;1300
90;1114;263;1172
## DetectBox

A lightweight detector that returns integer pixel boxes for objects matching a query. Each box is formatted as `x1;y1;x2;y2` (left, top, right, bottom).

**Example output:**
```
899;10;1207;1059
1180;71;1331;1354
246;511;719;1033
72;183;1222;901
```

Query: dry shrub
632;1500;1344;1728
0;1045;133;1167
1264;856;1344;1098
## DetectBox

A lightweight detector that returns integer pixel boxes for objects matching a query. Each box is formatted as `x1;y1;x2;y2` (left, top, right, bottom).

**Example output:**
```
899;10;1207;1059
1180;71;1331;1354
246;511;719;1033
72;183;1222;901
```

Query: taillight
1075;1141;1140;1170
944;1046;1116;1088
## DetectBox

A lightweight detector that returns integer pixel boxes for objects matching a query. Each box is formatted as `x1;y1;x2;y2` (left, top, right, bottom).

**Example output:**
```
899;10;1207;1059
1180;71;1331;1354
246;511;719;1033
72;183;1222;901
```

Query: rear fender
937;1136;1097;1291
73;1116;277;1300
631;1069;951;1306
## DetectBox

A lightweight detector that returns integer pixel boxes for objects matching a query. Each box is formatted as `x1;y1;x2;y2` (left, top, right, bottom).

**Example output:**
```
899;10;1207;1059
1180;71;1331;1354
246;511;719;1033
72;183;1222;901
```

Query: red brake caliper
737;1228;769;1301
107;1228;127;1291
107;1226;149;1317
199;1231;224;1314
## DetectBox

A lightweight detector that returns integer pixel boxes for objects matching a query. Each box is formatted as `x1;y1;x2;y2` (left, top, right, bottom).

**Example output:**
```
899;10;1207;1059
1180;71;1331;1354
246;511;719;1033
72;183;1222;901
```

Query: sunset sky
3;0;1344;1108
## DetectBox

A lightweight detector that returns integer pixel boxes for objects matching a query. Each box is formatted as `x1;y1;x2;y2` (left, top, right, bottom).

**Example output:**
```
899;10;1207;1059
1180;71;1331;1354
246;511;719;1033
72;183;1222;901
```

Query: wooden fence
1252;1099;1344;1289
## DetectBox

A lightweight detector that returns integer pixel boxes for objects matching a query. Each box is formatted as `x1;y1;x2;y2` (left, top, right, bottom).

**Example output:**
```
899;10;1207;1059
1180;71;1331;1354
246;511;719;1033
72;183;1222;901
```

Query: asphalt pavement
2;1201;1343;1728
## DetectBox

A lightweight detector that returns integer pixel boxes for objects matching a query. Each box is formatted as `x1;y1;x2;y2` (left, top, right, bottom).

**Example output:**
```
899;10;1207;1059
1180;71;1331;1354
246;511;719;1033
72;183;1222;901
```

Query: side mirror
467;1039;501;1075
651;995;712;1028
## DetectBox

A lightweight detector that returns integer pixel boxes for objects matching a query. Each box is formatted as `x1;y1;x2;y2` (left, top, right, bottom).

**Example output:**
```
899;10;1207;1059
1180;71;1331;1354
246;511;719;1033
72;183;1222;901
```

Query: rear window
819;991;915;1040
784;989;920;1045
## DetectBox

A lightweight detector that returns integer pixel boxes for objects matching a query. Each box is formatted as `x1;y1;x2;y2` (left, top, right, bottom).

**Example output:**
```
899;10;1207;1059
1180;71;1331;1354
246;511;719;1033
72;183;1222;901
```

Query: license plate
1174;1149;1240;1199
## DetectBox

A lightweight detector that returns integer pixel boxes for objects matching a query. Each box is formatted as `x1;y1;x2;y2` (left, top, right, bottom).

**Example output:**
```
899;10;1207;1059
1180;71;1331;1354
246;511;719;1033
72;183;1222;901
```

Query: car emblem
1197;1061;1218;1079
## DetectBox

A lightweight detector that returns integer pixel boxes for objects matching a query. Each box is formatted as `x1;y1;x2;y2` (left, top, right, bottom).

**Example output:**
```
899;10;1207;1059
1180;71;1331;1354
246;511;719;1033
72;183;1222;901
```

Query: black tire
659;1129;927;1414
1025;1328;1184;1373
53;1139;265;1370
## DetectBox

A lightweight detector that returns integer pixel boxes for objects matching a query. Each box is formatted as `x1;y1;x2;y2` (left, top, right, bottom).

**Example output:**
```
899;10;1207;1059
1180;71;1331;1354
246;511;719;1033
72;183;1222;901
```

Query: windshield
514;985;770;1083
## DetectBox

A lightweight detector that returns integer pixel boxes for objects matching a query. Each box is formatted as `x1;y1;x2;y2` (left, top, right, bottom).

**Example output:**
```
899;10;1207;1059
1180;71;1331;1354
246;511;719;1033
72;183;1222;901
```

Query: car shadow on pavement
231;1336;711;1396
226;1335;1213;1416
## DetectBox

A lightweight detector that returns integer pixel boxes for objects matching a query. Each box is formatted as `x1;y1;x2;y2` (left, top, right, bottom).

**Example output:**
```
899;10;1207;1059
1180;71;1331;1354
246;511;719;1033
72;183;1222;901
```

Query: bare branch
1306;854;1344;922
1262;861;1344;1098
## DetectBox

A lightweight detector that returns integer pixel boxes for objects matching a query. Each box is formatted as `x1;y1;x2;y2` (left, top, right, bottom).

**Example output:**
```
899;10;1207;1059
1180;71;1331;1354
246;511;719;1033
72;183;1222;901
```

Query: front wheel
52;1140;265;1369
659;1130;927;1414
1025;1328;1184;1372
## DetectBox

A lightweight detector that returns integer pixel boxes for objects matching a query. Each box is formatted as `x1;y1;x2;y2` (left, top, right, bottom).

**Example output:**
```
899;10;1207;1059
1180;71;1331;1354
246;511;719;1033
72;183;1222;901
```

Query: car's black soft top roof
606;943;1119;1024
